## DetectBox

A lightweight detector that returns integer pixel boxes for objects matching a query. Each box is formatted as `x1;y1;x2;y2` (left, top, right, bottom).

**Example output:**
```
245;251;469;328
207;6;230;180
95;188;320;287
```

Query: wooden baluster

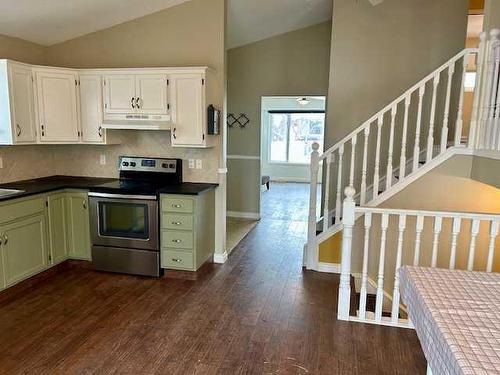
471;32;489;149
359;212;372;320
323;153;333;232
441;64;455;153
335;145;344;224
373;115;383;200
349;134;358;189
431;216;443;267
482;31;500;149
455;54;468;146
413;86;425;172
337;187;356;321
427;75;440;163
360;126;371;205
449;217;462;270
413;215;425;266
306;143;320;270
487;31;500;149
493;44;500;151
375;213;389;323
391;214;407;324
467;219;481;271
386;105;397;190
486;221;499;272
399;95;410;181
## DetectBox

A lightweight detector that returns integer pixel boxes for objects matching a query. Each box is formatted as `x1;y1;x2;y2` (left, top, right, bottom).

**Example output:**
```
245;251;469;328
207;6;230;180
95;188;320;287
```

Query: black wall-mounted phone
207;105;220;135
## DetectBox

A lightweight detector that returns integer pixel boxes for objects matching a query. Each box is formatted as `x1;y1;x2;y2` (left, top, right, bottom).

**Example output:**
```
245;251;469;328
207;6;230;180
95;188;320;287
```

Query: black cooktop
91;179;177;196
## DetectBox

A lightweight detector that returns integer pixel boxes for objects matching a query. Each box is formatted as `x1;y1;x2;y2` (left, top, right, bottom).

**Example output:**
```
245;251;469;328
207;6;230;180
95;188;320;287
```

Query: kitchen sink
0;188;25;198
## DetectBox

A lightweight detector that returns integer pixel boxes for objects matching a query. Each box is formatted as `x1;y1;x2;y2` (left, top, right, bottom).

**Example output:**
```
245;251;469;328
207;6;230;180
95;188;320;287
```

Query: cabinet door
1;214;48;287
48;193;68;265
103;75;136;114
9;64;36;143
80;75;104;143
170;73;205;147
135;74;168;115
66;192;91;260
36;70;79;142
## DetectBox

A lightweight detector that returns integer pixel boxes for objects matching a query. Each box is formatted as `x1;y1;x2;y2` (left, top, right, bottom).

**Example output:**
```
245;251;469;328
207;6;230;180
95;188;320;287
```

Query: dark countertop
0;175;218;202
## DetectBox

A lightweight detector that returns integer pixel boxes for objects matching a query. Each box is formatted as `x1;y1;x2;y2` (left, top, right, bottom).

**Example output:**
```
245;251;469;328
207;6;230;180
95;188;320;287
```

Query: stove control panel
119;156;179;173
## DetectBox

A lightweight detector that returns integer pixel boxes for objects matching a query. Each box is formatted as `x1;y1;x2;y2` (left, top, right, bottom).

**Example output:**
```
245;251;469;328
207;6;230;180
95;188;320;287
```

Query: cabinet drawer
161;197;193;213
161;230;193;249
162;213;193;231
0;196;46;224
162;250;194;270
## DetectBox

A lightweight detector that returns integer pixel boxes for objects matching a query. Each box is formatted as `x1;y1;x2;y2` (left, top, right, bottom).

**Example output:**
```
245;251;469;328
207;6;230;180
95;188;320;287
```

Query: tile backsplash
0;130;220;184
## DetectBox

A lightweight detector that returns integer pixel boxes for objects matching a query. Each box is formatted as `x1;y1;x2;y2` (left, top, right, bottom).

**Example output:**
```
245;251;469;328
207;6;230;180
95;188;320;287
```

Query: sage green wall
326;0;469;146
484;0;500;30
471;156;500;188
227;22;332;214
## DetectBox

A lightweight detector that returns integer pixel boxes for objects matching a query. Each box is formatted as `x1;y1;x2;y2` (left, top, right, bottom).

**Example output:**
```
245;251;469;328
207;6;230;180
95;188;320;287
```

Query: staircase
305;29;500;271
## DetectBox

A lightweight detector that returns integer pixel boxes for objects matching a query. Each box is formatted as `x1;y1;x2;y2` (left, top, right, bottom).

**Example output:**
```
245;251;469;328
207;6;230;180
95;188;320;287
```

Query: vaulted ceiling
0;0;191;46
0;0;335;48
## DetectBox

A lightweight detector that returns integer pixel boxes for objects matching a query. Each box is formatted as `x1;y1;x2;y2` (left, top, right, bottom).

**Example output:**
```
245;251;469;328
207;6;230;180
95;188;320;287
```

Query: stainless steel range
88;156;182;277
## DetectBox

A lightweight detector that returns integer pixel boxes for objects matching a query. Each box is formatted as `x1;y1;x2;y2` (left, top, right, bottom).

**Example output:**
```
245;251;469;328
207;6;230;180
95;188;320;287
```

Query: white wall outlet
195;159;203;169
0;157;3;169
100;154;106;165
188;159;195;169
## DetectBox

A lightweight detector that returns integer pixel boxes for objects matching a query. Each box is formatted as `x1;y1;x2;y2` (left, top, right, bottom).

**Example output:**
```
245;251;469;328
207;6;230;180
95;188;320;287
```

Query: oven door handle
88;192;157;200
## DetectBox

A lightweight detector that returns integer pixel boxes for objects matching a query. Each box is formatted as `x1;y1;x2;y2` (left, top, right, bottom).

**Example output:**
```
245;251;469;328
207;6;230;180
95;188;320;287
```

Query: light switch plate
100;154;106;165
195;159;203;169
188;159;195;169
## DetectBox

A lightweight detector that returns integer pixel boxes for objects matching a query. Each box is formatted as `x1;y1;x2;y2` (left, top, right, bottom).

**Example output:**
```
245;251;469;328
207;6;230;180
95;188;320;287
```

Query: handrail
356;206;500;221
319;48;479;160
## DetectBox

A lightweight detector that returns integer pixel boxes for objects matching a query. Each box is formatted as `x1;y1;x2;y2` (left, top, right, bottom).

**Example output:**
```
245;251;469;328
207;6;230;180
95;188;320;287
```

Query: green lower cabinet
160;191;215;272
65;192;91;260
0;213;48;288
47;193;68;265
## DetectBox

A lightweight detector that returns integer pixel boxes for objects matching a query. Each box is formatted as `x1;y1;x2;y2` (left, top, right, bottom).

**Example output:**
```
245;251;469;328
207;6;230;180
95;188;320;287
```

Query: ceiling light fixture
297;97;310;106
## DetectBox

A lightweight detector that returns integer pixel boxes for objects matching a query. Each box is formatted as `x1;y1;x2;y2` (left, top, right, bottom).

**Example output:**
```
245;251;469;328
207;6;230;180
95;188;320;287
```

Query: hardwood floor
0;183;426;374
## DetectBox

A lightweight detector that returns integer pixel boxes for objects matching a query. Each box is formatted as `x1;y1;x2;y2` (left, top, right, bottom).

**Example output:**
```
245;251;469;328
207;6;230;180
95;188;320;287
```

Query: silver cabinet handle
3;234;8;245
83;200;87;210
172;127;177;140
41;124;45;137
16;124;21;137
98;126;103;138
171;258;182;263
0;233;3;246
131;97;136;109
172;221;182;225
172;239;182;243
135;97;141;109
172;204;182;208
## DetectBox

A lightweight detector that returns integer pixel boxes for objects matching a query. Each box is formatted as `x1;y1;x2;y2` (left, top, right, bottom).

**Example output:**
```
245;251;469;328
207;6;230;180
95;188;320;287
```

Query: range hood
102;114;171;131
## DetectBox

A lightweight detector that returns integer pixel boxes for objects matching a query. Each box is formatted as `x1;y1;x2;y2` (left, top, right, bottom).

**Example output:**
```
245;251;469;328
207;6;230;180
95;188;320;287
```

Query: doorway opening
260;96;326;222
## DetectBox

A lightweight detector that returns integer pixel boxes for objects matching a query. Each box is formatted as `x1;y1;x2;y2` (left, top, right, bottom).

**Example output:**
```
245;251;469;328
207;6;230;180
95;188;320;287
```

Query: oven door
89;193;159;251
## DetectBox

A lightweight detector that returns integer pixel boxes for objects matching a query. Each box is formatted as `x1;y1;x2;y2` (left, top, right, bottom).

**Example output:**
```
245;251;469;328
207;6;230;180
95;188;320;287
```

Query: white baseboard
227;211;260;220
213;251;228;264
317;262;341;273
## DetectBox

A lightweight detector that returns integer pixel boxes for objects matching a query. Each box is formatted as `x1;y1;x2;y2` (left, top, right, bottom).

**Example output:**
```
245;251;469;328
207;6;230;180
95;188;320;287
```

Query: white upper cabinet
79;74;105;144
135;74;169;114
103;74;136;114
170;73;206;147
35;69;80;143
0;61;36;145
103;73;169;119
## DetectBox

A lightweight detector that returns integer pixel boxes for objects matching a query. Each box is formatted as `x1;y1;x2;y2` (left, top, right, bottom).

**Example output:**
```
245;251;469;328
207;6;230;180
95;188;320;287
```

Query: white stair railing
338;187;500;328
306;29;500;271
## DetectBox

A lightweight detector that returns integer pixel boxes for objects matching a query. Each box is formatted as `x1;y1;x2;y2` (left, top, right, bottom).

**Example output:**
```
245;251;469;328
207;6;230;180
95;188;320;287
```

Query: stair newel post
470;32;488;149
491;30;500;150
306;142;321;270
337;186;356;321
